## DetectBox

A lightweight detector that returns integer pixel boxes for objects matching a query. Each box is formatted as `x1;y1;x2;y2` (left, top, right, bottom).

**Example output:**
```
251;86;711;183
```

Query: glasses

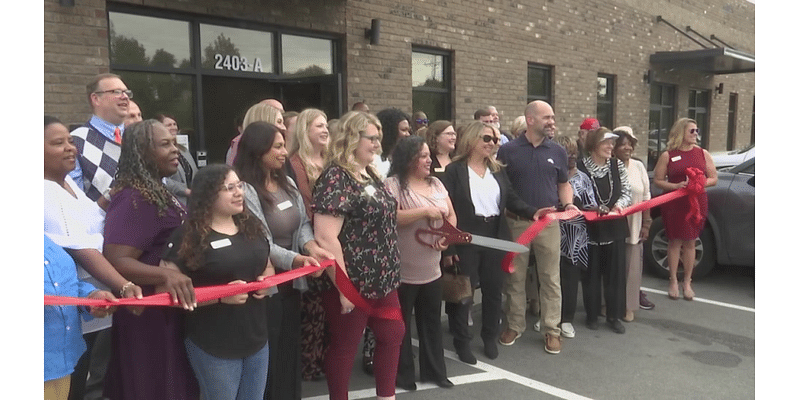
94;89;133;99
360;134;381;143
221;181;244;193
415;118;429;125
690;128;700;134
481;135;499;144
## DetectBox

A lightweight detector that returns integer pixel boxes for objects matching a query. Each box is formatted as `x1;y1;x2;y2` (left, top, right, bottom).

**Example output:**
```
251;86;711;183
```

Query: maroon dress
102;187;199;400
660;146;709;240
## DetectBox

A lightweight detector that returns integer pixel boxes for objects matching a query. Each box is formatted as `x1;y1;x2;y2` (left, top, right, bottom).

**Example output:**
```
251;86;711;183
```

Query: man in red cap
578;117;600;157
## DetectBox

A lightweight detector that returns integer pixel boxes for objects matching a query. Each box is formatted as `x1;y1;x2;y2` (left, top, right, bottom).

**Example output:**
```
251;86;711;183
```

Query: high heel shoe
668;278;680;300
683;279;695;301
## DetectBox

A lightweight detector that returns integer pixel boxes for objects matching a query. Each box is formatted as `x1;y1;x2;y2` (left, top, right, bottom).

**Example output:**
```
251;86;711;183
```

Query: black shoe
435;378;455;388
455;343;477;365
586;318;599;330
607;319;626;334
396;381;417;391
362;356;374;375
483;338;499;359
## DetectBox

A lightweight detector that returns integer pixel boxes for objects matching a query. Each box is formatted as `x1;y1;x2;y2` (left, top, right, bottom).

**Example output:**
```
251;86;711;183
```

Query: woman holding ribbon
653;118;717;300
385;135;456;391
234;120;329;400
162;164;273;400
442;121;536;364
312;111;405;400
102;119;199;400
577;127;631;334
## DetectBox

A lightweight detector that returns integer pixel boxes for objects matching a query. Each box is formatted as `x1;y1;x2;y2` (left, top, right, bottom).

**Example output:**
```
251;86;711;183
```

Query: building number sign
214;54;264;73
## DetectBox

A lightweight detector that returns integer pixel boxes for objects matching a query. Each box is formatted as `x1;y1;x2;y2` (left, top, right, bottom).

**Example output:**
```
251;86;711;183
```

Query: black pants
560;256;581;323
69;327;111;400
582;241;627;322
396;278;447;386
264;284;302;400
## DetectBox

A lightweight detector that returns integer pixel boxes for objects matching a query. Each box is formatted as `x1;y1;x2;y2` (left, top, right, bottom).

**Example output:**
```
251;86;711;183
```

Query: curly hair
326;111;383;184
234;121;296;211
388;135;429;190
113;119;179;215
177;164;265;271
376;108;411;161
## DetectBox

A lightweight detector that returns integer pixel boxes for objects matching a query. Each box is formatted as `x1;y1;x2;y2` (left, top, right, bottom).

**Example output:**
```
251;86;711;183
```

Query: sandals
683;280;695;301
668;278;680;300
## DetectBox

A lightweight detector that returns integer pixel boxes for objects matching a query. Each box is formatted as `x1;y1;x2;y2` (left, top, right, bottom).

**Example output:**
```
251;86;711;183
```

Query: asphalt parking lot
301;264;755;399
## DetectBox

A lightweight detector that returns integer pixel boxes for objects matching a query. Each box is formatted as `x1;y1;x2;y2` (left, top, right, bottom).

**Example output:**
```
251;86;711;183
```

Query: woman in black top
163;164;274;400
425;120;457;180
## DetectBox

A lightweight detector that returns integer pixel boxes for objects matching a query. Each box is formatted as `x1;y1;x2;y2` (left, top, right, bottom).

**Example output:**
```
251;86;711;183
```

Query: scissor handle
415;219;472;248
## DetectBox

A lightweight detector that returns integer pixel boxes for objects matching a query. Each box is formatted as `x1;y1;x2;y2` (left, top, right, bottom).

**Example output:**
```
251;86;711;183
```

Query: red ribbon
500;170;706;274
333;260;403;321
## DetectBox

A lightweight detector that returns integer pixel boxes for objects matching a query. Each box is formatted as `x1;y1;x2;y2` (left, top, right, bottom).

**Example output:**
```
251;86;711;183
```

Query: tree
202;33;241;69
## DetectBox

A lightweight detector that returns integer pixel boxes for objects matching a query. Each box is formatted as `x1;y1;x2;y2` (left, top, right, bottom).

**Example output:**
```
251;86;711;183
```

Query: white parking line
641;287;755;313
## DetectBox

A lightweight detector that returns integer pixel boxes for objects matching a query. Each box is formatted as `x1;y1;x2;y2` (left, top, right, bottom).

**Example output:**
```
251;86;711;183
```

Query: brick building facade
44;0;755;166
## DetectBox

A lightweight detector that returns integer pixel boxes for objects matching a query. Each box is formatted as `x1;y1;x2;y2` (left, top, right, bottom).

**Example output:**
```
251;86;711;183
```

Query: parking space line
641;287;755;313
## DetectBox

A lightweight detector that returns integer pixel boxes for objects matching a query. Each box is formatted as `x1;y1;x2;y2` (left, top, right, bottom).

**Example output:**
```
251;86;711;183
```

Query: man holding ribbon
497;100;579;355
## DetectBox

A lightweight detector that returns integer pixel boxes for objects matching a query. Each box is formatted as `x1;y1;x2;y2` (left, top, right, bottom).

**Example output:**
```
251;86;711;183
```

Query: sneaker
498;329;521;346
533;320;541;332
639;291;655;310
544;334;562;354
560;322;575;338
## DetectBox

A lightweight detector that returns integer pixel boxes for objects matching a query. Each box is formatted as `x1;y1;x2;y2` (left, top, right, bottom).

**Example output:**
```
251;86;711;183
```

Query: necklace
588;159;614;207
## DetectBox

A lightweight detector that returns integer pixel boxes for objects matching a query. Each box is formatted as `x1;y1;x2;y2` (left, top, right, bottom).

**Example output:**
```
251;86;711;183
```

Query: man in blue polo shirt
497;100;579;355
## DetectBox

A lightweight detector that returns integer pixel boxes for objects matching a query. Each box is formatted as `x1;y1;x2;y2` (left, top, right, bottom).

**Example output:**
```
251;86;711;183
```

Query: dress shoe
455;343;477;365
639;291;655;310
607;319;626;334
396;381;417;391
586;318;599;330
484;338;499;359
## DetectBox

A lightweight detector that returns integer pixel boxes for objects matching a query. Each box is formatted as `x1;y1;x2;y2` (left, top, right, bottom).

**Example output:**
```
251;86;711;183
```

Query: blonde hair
452;120;503;173
666;118;697;151
326;111;382;183
289;108;328;186
243;103;283;130
510;115;526;137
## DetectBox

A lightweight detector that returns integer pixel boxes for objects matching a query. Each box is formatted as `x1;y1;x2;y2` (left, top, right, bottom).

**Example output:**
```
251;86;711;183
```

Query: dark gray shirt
497;134;569;210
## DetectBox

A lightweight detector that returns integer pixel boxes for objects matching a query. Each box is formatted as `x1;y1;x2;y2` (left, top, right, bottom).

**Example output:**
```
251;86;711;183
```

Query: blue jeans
184;338;269;400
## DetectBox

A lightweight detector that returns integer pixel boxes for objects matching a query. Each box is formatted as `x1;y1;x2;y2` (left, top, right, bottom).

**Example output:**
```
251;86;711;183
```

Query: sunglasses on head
481;135;499;144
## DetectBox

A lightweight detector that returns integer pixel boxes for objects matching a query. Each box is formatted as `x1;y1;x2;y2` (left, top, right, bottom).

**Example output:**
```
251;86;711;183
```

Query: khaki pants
44;375;70;400
503;218;562;337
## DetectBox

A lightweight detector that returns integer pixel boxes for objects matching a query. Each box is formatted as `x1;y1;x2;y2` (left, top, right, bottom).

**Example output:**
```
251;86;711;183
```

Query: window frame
411;46;452;121
526;62;553;105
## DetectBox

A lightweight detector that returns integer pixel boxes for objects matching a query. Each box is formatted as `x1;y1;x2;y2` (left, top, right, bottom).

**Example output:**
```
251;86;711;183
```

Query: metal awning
649;47;755;75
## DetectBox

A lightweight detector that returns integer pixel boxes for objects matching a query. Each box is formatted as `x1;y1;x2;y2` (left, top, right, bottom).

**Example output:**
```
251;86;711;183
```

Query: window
281;35;333;76
597;74;615;128
527;63;552;104
200;24;273;73
412;48;451;121
688;89;710;148
727;93;738;150
647;84;676;170
109;12;192;68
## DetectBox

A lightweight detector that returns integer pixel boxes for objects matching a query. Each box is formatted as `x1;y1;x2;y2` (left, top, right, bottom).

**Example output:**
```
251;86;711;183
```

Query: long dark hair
388;135;430;190
114;119;178;215
178;164;264;271
376;108;411;161
234;121;296;210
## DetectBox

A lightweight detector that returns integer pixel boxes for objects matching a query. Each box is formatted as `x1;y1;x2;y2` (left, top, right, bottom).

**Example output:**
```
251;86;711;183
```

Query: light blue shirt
68;115;125;191
43;235;97;381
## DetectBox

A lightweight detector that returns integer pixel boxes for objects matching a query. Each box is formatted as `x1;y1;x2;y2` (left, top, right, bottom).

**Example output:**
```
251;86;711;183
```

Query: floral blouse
312;164;401;299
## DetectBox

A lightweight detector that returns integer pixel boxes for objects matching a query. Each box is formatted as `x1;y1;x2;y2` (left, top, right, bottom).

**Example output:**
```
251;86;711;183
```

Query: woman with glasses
442;121;536;364
234;121;331;400
102;119;198;400
312;111;405;400
162;164;274;400
425;120;457;180
653;118;717;300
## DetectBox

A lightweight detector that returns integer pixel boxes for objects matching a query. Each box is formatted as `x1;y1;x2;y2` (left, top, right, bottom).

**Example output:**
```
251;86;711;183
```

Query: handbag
440;263;472;304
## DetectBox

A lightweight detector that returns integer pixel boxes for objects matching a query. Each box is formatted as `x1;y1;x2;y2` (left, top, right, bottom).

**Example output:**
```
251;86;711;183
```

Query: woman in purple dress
653;118;717;301
102;119;199;400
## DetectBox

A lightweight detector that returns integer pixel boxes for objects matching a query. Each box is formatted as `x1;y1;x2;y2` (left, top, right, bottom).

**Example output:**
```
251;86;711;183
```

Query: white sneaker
533;320;540;332
560;322;575;338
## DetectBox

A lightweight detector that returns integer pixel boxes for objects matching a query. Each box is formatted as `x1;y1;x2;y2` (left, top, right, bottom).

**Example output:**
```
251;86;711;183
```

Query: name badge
365;185;376;197
671;155;682;162
434;167;445;173
210;238;232;249
277;200;293;211
433;192;447;199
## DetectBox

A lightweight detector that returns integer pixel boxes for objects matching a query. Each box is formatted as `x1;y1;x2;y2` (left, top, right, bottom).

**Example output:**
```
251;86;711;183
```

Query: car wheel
644;217;716;280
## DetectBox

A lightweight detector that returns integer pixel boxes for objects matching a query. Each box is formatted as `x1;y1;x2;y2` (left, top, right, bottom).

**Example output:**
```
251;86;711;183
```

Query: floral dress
311;164;401;299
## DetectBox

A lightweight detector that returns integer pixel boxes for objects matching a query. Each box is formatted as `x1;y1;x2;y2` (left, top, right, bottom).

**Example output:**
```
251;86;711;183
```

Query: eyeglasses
415;119;429;125
94;89;133;99
690;128;700;134
221;181;244;193
481;135;499;144
360;134;381;143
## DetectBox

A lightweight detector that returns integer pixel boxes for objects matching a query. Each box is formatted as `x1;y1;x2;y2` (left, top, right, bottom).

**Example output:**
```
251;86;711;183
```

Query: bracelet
564;203;574;208
119;281;135;298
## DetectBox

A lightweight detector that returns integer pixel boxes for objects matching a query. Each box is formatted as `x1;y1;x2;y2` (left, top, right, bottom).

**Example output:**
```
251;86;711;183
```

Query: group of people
45;72;717;400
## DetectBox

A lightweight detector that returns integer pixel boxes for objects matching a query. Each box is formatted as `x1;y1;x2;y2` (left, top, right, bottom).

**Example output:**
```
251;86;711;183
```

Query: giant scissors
415;219;529;253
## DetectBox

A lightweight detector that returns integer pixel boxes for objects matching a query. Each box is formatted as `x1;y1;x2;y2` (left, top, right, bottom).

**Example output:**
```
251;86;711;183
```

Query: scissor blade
468;234;529;253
